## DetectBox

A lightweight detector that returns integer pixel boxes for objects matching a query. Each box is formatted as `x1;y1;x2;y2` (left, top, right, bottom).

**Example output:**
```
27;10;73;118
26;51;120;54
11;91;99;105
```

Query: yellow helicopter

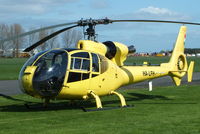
2;18;199;110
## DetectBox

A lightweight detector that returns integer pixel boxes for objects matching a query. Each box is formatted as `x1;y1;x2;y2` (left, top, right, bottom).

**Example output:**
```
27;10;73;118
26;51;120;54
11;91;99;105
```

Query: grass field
0;56;199;80
0;85;200;134
0;58;27;80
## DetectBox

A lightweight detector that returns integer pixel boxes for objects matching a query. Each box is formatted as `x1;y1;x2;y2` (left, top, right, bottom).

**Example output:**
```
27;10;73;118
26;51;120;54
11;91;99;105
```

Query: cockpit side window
92;53;100;72
91;53;100;78
70;58;90;71
70;52;90;71
67;52;90;83
71;52;89;58
71;58;81;70
98;54;108;74
82;59;90;71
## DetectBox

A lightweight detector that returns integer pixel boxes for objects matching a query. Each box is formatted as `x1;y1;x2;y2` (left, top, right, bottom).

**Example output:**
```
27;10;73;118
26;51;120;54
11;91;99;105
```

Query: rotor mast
85;23;96;41
78;18;111;41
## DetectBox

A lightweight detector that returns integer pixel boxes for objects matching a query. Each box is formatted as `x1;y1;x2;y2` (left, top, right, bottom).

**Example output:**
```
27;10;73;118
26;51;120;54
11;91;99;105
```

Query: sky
1;0;200;52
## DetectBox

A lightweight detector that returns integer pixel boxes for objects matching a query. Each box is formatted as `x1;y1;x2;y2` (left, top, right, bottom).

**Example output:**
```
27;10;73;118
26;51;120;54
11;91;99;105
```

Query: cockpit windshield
33;50;68;97
18;51;47;93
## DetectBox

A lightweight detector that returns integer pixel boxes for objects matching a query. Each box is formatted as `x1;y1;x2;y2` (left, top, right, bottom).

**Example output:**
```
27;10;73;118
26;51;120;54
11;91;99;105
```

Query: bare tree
38;28;49;51
27;27;38;47
25;28;60;52
0;25;82;56
47;29;59;49
0;24;10;51
10;24;24;57
25;27;38;55
72;29;82;45
61;29;82;48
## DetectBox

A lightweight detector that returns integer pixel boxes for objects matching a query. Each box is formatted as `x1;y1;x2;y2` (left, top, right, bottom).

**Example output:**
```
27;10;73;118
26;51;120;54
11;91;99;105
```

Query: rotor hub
78;18;112;41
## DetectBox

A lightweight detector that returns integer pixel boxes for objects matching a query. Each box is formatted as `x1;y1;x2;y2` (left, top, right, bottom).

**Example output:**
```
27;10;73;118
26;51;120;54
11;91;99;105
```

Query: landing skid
24;103;133;112
81;105;133;112
23;90;131;111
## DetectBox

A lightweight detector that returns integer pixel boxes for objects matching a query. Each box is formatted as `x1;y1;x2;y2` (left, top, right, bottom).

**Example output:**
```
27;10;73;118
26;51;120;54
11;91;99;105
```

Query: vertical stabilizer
169;26;187;64
169;26;188;86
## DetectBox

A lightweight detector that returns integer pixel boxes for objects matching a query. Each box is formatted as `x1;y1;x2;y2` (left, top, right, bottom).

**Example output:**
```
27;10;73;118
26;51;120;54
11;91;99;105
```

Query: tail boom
120;26;192;86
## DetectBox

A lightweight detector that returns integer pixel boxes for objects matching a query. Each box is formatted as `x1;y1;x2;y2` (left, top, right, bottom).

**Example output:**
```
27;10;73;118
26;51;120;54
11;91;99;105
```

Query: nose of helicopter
19;49;68;97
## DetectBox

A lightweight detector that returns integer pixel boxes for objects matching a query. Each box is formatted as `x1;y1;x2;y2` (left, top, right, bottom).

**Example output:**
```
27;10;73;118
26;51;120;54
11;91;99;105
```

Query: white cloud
0;0;80;26
136;6;191;20
110;6;191;21
90;0;109;9
0;0;79;15
138;6;176;16
0;4;45;14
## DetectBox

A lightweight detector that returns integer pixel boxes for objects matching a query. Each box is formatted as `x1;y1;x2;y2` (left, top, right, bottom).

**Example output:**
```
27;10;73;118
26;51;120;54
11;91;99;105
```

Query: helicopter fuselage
19;47;129;100
19;47;180;100
19;26;189;104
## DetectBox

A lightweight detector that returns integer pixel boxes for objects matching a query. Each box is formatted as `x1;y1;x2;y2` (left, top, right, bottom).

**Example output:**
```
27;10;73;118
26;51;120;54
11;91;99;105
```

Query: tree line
0;23;82;57
184;48;200;54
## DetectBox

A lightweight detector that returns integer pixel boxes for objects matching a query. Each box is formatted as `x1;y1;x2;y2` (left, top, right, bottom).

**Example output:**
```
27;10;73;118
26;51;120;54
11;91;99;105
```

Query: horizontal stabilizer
187;61;195;82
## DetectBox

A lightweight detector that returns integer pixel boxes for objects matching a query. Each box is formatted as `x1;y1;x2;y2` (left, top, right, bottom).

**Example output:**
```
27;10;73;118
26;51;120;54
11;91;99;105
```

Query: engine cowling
77;40;135;66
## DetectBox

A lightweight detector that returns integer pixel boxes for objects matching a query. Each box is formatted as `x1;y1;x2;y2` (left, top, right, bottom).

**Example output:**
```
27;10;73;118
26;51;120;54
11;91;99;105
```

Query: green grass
0;58;28;80
0;85;200;134
0;56;199;80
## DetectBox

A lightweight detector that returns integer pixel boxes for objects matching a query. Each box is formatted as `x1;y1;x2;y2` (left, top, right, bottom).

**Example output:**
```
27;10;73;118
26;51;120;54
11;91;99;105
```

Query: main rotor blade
0;22;77;43
23;25;78;52
110;19;200;25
